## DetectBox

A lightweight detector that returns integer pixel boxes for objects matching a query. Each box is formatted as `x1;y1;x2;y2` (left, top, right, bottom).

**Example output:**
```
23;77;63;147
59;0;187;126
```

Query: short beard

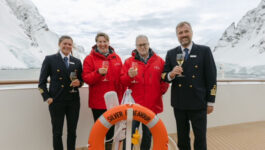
180;40;191;47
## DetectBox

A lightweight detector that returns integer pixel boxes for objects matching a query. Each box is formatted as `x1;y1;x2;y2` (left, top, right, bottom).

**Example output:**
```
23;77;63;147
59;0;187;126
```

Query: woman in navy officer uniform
38;35;83;150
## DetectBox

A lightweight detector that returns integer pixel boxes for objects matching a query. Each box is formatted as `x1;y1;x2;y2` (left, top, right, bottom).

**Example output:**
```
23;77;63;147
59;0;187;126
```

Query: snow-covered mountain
0;0;85;69
213;0;265;78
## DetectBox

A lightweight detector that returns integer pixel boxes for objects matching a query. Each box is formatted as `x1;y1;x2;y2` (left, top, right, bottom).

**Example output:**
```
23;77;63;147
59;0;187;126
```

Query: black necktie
184;48;189;61
64;57;69;68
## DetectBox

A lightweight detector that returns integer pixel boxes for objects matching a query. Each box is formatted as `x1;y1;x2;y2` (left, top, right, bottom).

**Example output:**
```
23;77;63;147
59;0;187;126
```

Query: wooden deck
169;121;265;150
77;121;265;150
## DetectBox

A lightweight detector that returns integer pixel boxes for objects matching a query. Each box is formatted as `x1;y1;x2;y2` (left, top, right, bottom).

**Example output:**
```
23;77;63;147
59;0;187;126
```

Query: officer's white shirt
59;50;70;67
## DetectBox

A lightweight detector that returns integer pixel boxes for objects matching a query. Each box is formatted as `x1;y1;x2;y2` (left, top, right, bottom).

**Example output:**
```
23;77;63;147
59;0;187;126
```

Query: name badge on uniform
190;55;197;58
69;62;75;65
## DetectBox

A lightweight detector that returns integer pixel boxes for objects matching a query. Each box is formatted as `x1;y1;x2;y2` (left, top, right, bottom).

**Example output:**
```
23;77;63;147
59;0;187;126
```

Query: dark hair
176;21;192;32
95;32;109;42
58;35;73;45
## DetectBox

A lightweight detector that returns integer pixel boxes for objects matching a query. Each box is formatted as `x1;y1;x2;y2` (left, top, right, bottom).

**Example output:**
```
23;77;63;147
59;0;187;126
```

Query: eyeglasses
136;43;149;47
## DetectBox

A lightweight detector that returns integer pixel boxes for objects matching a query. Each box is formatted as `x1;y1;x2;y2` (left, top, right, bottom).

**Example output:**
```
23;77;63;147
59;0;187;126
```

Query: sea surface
0;69;264;81
0;69;40;81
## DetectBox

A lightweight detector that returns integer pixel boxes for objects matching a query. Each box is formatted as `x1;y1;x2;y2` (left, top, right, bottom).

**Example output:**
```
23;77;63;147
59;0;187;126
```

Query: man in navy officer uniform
162;21;217;150
38;35;83;150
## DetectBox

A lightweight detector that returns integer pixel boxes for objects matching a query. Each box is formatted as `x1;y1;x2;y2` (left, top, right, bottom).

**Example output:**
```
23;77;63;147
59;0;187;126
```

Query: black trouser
173;108;207;150
49;100;80;150
91;109;114;143
122;120;152;150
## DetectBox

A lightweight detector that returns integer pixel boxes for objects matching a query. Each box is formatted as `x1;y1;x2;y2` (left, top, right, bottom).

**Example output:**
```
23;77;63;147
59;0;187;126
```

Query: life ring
88;104;168;150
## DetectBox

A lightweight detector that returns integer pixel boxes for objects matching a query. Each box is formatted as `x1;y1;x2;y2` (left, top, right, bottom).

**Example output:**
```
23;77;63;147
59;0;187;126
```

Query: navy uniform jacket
162;43;217;110
38;53;83;102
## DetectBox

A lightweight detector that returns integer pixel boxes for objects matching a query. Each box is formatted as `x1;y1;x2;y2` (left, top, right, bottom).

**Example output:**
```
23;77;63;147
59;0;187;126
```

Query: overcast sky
31;0;261;54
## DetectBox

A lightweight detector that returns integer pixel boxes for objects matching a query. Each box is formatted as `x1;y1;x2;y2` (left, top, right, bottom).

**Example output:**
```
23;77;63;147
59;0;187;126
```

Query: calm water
0;69;264;81
0;69;40;81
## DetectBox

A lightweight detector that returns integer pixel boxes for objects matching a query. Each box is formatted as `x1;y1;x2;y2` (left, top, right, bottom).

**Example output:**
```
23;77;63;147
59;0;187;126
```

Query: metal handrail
218;79;265;82
1;79;265;85
0;80;39;85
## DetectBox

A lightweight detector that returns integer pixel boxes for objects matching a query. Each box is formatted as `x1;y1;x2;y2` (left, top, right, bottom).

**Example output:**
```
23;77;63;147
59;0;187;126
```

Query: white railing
0;82;265;150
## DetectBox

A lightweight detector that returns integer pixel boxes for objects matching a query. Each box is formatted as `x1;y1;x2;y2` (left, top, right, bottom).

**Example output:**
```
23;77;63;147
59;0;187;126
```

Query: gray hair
135;34;149;44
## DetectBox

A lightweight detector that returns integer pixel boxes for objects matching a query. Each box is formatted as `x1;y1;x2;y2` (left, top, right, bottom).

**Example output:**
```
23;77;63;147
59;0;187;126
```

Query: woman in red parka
82;32;123;150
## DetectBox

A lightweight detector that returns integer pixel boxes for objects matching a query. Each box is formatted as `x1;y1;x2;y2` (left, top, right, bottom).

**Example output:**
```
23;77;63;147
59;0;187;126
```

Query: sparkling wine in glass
70;72;77;93
176;53;184;77
131;62;138;83
102;61;109;81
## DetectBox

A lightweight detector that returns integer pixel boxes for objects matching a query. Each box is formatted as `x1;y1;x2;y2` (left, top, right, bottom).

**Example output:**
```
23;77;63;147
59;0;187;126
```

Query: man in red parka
120;35;169;149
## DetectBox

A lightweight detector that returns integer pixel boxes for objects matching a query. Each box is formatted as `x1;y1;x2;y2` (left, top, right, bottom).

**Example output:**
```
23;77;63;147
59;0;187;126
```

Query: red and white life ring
88;104;168;150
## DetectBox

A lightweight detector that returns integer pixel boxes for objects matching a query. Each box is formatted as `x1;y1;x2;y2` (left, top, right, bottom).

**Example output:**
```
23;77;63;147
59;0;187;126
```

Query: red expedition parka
120;50;169;114
82;45;123;109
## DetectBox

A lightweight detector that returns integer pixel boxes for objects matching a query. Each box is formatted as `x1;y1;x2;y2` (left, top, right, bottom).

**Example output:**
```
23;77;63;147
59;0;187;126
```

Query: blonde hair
95;32;110;42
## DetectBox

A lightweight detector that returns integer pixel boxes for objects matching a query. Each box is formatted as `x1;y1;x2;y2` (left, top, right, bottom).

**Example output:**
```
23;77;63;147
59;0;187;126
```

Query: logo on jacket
114;63;121;66
154;66;160;70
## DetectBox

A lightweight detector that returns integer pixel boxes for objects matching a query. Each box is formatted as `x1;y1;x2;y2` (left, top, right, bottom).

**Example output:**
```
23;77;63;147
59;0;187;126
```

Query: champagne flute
102;61;109;81
131;62;138;83
176;53;184;77
70;72;77;93
132;62;138;71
